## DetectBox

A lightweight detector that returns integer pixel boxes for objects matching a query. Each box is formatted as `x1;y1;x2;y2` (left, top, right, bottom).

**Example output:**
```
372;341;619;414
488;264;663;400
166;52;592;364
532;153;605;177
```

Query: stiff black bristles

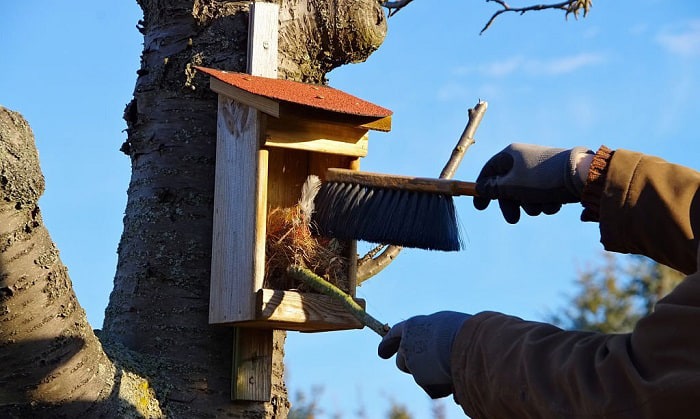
312;181;462;251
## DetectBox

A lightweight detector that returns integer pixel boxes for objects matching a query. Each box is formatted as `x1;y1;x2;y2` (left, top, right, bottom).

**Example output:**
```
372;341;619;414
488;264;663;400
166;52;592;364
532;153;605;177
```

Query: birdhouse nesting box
198;66;392;333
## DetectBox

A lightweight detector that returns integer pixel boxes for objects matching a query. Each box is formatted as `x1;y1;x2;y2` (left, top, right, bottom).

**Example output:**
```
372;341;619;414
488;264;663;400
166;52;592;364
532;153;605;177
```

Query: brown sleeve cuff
580;145;615;222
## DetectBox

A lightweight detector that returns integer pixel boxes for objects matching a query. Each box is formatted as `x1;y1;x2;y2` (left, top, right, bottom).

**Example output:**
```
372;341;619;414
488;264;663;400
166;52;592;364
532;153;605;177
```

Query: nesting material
264;176;350;293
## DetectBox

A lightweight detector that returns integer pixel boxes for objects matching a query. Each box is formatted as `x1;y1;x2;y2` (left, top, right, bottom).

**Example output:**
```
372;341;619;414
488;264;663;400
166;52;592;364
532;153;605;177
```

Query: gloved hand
378;311;472;399
473;143;593;223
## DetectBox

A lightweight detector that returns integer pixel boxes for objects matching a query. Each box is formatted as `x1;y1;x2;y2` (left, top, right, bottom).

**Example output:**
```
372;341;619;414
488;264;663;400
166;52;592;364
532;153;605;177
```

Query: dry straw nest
264;204;350;293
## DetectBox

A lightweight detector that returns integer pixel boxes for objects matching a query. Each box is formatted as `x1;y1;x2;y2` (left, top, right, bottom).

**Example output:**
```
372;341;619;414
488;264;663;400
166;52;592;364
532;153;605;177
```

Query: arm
453;266;700;418
381;145;700;417
452;147;700;417
473;143;700;272
582;146;700;275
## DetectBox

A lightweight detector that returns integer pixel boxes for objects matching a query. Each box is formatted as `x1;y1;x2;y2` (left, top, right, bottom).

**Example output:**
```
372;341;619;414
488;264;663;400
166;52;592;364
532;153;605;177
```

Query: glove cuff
566;147;595;198
581;145;615;222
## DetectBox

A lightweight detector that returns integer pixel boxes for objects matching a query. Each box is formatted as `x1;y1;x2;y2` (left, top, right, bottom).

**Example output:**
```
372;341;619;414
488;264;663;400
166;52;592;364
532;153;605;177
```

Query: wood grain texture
256;289;364;332
254;149;269;291
325;168;478;196
229;3;280;404
232;328;273;401
210;97;262;324
265;135;368;157
266;148;309;208
247;2;279;78
265;116;369;157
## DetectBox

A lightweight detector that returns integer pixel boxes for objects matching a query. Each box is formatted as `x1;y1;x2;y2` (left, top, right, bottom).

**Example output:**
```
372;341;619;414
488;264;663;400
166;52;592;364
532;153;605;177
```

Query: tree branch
381;0;592;30
357;244;403;284
481;0;593;34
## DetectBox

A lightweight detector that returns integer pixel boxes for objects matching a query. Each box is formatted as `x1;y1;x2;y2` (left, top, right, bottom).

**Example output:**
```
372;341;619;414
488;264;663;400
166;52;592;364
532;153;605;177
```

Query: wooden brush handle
325;168;478;197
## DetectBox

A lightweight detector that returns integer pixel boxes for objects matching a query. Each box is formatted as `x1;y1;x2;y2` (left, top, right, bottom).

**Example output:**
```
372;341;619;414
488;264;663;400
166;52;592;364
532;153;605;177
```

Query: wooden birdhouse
198;66;392;333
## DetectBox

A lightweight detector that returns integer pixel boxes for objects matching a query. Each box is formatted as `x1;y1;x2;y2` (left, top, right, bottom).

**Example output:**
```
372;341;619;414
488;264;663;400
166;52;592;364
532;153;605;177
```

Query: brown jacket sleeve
596;149;700;275
451;149;700;418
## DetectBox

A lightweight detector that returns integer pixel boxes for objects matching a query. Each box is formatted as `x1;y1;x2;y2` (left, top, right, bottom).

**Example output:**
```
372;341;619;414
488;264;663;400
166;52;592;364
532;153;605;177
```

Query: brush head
312;181;462;251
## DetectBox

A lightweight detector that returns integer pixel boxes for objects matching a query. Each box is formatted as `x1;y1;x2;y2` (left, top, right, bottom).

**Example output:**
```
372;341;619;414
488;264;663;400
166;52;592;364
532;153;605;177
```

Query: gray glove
473;143;593;223
378;311;472;399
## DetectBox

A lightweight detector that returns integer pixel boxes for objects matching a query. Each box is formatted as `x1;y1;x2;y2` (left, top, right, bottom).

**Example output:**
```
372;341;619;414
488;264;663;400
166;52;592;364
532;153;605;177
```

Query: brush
312;168;478;251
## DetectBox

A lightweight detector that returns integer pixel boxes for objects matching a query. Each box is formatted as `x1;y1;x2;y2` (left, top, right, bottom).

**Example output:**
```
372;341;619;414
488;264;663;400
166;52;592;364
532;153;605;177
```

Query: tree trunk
1;0;384;416
0;108;119;417
95;0;387;417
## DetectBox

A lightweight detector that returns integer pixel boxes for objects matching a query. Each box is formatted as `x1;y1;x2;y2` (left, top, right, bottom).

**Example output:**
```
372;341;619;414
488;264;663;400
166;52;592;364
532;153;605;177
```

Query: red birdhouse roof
196;66;393;129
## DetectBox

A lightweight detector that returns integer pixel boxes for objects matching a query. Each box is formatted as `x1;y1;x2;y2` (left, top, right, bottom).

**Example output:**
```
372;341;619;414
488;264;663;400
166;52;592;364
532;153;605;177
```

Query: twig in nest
481;0;593;34
288;265;390;336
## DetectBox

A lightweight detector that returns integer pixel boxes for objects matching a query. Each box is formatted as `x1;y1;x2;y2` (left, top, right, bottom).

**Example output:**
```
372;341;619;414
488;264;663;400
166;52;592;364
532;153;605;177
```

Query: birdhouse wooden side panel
210;96;266;324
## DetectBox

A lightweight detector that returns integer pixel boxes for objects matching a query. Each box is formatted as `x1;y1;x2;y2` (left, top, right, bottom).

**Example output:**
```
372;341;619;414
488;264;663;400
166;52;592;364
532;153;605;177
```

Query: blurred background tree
288;388;447;418
548;254;685;333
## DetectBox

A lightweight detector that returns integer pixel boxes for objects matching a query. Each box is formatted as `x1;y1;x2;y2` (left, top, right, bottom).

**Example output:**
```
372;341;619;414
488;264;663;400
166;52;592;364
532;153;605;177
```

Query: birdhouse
198;66;392;332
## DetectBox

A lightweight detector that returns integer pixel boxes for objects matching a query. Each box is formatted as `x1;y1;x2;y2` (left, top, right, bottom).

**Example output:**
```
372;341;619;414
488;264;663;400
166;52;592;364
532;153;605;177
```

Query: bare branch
481;0;593;34
357;244;403;284
381;0;592;28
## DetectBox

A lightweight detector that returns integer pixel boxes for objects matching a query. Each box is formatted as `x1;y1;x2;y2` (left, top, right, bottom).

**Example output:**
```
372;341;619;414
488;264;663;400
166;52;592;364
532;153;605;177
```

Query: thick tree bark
98;0;386;417
1;0;385;415
0;108;118;417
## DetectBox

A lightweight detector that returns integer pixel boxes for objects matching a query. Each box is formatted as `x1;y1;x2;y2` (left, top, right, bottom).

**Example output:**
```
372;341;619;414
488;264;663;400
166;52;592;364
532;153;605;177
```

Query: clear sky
2;1;699;418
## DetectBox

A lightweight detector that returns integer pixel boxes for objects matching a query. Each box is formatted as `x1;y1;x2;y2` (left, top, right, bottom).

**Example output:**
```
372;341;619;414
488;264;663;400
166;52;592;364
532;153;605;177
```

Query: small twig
440;101;488;179
481;0;592;34
382;0;591;32
287;265;390;336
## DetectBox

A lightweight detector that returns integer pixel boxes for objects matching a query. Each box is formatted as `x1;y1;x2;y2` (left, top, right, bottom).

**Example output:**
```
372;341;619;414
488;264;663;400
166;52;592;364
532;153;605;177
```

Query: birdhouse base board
212;289;365;332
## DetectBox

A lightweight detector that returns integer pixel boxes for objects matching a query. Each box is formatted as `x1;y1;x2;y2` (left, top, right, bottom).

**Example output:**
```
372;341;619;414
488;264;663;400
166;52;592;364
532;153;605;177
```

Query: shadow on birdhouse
198;67;392;332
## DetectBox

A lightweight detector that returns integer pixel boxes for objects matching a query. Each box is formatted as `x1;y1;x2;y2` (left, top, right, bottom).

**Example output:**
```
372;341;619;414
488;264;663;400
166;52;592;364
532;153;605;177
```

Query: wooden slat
256;289;364;331
346;240;357;297
254;149;268;290
232;328;273;401
229;2;280;404
210;97;263;324
247;2;279;78
265;117;369;157
359;115;392;132
265;136;368;157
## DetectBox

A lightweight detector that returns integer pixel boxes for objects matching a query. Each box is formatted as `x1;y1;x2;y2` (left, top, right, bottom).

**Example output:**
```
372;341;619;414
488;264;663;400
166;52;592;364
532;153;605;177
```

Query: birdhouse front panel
200;67;392;332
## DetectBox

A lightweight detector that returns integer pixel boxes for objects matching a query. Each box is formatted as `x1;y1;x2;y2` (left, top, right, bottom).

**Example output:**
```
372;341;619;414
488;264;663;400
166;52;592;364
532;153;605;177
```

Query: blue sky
2;1;700;418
